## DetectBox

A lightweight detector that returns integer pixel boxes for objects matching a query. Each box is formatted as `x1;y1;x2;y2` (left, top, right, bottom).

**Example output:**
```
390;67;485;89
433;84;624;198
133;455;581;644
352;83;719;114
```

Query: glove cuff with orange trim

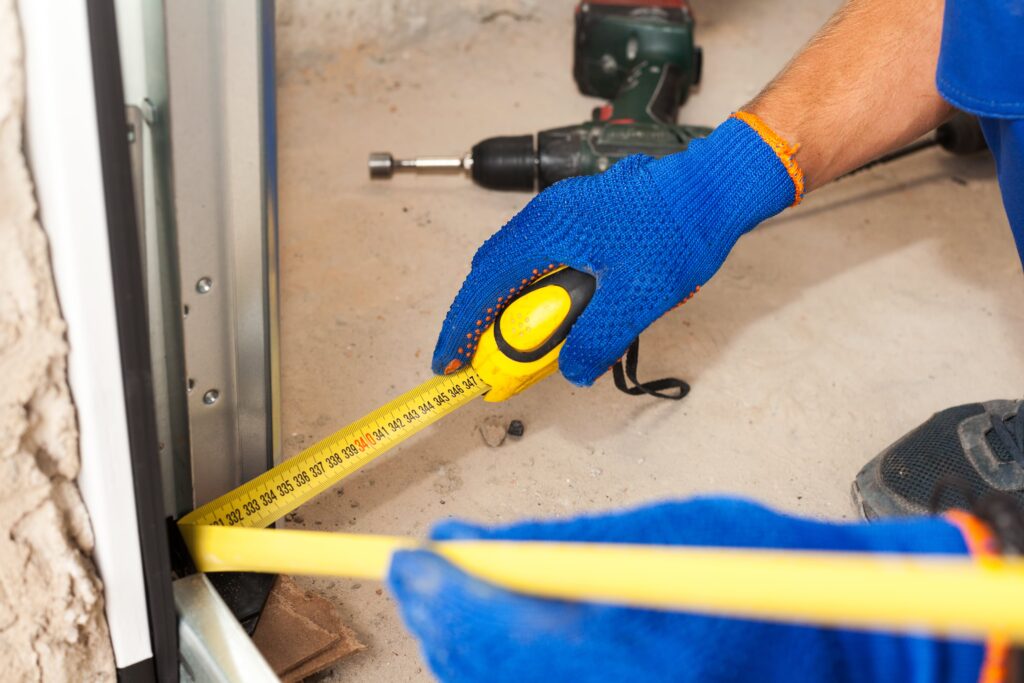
947;511;1016;683
433;112;805;386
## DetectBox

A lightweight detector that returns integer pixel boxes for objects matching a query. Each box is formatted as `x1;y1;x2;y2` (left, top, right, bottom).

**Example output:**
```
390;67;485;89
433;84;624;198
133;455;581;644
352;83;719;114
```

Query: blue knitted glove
433;114;802;385
389;497;983;683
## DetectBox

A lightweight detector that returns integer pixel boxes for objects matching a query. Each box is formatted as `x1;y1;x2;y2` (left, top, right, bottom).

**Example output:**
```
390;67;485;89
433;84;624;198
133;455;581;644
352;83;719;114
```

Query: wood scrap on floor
253;576;365;681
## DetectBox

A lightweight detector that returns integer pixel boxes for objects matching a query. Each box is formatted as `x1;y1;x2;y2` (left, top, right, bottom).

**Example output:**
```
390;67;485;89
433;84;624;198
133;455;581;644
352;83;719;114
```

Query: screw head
196;277;213;294
202;389;219;405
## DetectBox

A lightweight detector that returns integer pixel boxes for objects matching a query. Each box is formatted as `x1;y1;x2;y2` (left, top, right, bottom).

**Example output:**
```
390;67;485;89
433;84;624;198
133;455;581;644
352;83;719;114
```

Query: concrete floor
276;2;1024;680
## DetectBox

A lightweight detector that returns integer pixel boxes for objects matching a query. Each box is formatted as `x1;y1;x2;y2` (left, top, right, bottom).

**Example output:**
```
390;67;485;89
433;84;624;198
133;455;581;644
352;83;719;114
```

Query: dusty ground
276;1;1024;680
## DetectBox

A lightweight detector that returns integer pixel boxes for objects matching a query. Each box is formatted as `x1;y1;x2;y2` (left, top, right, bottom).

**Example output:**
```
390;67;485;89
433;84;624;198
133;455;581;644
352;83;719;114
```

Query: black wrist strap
612;338;689;401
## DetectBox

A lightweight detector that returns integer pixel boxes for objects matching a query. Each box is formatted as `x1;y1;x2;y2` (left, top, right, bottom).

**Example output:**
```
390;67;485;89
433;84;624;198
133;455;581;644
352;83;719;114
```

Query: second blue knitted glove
433;114;803;385
389;497;984;683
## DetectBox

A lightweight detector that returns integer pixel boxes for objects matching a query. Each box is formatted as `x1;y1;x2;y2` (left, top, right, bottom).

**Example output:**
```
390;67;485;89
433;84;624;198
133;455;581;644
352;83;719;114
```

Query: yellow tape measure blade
179;366;488;529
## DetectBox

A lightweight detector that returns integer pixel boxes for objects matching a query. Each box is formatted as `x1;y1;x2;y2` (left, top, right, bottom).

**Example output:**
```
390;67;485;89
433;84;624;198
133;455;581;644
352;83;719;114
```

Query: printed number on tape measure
179;368;488;529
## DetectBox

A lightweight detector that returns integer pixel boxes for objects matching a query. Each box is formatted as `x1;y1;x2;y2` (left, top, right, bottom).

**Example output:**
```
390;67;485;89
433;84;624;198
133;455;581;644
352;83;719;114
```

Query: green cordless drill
368;0;712;192
367;0;988;192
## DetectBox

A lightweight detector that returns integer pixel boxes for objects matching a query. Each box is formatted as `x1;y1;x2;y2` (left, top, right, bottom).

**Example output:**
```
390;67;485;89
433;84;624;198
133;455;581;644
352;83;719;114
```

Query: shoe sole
850;479;876;521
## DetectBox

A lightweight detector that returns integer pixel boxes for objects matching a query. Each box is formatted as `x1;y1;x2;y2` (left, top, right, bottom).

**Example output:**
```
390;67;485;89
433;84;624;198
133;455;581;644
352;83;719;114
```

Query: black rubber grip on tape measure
494;268;596;363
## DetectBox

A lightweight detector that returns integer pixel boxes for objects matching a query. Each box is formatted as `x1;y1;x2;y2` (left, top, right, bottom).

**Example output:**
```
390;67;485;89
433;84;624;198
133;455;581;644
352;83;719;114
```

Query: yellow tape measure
179;267;598;530
176;266;1024;643
179;367;488;529
179;524;1024;643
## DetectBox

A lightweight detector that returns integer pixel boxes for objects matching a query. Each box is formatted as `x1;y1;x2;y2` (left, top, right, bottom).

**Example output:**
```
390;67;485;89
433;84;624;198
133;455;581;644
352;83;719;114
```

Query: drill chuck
369;135;539;191
469;135;537;192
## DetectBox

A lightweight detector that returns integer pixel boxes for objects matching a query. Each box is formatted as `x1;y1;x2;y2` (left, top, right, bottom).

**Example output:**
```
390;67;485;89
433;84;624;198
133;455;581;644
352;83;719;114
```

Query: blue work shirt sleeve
936;0;1024;118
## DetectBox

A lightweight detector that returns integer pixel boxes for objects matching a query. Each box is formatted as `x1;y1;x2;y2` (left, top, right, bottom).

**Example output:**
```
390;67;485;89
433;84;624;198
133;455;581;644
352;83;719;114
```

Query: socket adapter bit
367;152;472;179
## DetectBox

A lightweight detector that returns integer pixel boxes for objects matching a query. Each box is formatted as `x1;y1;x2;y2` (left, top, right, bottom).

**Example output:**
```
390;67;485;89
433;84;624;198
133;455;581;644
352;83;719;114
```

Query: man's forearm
745;0;951;191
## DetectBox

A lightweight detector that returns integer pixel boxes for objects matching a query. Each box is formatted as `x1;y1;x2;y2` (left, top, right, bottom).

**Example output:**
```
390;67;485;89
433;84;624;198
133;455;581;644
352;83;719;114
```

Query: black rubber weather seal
85;0;177;680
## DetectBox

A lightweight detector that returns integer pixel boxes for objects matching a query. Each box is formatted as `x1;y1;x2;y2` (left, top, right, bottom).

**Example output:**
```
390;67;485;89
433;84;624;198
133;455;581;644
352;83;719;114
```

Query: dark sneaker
852;400;1024;519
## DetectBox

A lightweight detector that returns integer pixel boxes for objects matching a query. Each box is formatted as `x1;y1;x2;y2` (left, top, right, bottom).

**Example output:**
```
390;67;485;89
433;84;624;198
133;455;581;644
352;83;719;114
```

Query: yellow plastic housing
473;284;572;402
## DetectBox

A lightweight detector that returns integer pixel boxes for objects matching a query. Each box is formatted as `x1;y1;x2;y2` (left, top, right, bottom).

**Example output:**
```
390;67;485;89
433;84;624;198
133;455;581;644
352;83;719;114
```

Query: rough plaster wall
0;1;116;680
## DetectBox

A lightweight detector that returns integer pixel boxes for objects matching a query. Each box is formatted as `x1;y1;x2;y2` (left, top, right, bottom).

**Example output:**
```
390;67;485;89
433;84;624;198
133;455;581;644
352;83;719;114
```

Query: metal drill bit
367;152;473;179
